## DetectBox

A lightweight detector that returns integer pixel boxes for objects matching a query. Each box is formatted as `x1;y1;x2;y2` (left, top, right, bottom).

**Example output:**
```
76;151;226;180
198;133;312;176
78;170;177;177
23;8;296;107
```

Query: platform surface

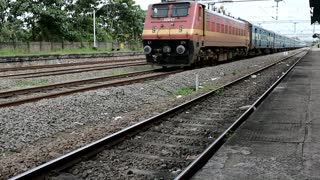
192;48;320;180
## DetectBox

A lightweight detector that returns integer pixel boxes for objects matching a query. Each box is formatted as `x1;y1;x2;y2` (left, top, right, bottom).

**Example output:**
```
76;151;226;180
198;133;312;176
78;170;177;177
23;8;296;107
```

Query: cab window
172;3;190;17
152;5;169;18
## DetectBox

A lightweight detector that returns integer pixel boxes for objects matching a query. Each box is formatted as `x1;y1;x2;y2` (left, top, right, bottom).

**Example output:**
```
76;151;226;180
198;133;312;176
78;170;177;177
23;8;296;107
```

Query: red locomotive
142;0;304;67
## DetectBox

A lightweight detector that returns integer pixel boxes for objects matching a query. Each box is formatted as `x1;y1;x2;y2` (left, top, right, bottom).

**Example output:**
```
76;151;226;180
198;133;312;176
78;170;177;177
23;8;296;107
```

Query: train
142;0;306;67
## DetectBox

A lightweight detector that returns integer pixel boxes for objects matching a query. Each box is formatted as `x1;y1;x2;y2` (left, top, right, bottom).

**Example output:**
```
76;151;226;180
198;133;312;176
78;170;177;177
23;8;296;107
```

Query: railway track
0;69;181;108
0;58;145;72
9;50;308;180
0;61;147;79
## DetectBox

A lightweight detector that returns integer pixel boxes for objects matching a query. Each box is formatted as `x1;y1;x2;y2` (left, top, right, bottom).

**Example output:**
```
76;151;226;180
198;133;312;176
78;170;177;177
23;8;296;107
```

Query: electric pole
93;9;97;48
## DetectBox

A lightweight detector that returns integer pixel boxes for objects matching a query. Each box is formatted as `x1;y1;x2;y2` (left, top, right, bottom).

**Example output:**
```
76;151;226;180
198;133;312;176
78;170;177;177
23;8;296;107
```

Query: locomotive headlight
163;46;171;53
144;45;152;55
176;45;185;55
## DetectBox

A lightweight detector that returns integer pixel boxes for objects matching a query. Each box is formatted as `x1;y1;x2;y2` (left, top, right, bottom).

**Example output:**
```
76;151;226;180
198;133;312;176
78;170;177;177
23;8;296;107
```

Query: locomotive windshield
152;4;169;18
172;3;190;17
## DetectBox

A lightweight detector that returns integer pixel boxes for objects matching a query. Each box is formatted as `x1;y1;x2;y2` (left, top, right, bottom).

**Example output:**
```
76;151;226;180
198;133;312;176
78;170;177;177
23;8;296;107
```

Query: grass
111;69;130;76
16;79;49;88
201;84;225;96
215;88;225;96
226;130;235;139
202;84;219;91
174;87;196;97
0;47;141;57
232;71;237;76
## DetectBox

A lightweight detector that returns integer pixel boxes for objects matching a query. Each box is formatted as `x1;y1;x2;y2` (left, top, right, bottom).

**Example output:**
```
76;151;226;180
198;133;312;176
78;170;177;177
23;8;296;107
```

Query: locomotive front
142;1;201;67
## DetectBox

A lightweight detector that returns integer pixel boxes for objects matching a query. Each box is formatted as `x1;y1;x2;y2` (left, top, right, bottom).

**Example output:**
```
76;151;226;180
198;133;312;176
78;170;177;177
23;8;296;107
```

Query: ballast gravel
0;49;306;178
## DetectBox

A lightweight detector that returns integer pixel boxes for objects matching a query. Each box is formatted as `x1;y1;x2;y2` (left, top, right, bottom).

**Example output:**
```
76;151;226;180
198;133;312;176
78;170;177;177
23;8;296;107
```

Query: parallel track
0;69;180;108
9;50;308;179
174;50;308;179
0;61;147;79
0;58;145;72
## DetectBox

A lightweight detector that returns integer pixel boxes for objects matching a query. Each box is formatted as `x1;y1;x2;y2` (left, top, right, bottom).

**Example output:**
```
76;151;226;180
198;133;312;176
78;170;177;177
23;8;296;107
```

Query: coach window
172;3;190;17
152;5;169;18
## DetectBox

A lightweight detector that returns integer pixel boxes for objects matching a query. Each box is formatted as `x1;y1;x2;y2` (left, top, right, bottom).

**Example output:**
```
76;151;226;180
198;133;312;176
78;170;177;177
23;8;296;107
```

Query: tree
98;0;145;42
0;0;146;43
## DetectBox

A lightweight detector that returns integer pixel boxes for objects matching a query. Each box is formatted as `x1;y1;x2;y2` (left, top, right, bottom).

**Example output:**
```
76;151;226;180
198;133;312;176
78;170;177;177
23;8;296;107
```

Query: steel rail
0;58;145;72
0;69;181;108
174;50;309;180
0;69;157;98
9;50;307;180
0;61;147;79
0;52;144;64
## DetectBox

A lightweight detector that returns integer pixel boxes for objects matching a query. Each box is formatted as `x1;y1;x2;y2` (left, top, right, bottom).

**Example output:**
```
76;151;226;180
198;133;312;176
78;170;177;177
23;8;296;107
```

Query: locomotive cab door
200;5;205;37
197;5;205;46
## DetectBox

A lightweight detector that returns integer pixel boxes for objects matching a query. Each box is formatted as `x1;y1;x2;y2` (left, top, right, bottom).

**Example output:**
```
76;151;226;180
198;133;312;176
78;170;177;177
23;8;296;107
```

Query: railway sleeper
172;116;224;125
135;132;212;147
150;125;216;137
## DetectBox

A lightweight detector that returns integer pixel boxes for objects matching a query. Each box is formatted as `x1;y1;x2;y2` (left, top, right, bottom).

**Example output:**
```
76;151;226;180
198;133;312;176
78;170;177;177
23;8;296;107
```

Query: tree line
0;0;146;43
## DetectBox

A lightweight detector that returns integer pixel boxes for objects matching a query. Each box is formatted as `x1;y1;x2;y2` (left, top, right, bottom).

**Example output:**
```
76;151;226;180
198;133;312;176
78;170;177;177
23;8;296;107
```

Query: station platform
192;48;320;180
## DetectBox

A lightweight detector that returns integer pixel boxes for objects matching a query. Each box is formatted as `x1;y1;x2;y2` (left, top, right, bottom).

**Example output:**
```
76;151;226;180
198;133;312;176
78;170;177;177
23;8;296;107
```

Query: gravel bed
0;49;306;179
0;64;155;92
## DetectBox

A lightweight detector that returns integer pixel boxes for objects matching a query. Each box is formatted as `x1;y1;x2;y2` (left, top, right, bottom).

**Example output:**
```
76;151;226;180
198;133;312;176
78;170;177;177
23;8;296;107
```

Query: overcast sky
134;0;318;42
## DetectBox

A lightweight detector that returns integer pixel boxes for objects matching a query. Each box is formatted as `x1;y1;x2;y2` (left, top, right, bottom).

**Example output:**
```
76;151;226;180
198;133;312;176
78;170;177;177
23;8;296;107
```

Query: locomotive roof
206;9;246;25
153;1;246;25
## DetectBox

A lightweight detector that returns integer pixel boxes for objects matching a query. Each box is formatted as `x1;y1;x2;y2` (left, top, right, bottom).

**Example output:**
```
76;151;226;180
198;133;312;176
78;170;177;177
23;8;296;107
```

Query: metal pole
195;74;199;91
276;2;279;20
93;9;97;48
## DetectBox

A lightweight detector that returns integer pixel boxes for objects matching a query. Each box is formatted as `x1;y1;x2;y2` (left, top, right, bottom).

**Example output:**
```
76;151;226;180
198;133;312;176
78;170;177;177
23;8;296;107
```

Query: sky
133;0;318;42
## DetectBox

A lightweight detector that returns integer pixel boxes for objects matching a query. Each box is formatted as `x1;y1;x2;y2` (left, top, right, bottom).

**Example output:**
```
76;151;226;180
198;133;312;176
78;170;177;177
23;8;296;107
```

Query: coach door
254;28;258;48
